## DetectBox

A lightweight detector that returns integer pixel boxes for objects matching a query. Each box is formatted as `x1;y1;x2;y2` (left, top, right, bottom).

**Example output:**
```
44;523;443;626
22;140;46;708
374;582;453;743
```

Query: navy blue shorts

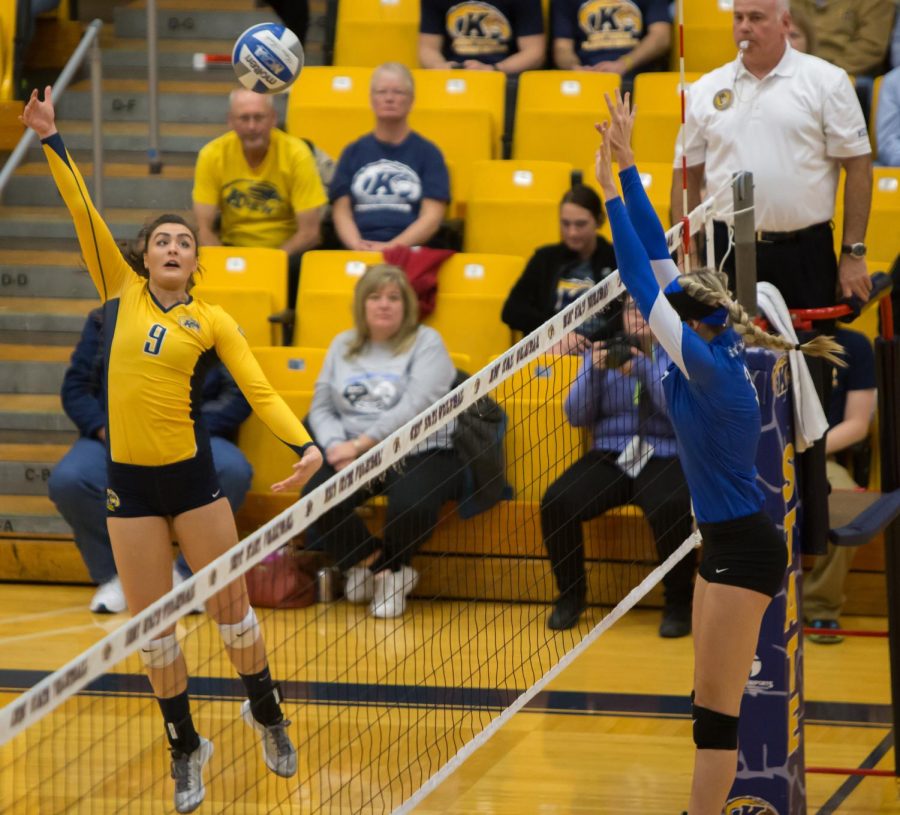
106;452;222;518
698;511;788;598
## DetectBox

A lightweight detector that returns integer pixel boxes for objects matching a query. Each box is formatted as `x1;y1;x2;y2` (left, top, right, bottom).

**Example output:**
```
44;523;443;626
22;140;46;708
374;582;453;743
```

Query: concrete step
114;1;272;41
41;120;224;154
0;205;159;242
0;394;76;442
0;495;70;536
0;250;94;299
0;344;73;394
0;296;98;345
5;162;193;210
55;78;286;124
102;37;235;70
0;444;67;498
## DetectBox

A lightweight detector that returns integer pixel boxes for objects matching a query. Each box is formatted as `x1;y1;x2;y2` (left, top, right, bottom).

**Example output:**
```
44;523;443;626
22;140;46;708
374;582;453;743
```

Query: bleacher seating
197;246;288;312
286;66;373;158
512;70;621;166
333;0;419;68
867;168;900;262
582;160;674;235
0;0;14;101
632;72;702;164
412;69;507;158
251;346;328;391
674;0;735;73
464;160;573;258
197;287;276;347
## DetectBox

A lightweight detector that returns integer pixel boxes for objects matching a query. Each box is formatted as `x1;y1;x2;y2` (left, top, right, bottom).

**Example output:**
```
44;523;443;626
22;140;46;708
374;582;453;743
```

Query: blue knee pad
692;703;739;750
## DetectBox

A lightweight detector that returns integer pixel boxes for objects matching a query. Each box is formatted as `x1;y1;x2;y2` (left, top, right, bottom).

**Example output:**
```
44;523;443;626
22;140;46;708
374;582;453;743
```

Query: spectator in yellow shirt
192;89;328;327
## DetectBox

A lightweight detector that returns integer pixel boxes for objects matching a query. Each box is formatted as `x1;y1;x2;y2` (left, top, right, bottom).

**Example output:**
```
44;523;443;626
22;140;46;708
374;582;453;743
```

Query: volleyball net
0;189;730;814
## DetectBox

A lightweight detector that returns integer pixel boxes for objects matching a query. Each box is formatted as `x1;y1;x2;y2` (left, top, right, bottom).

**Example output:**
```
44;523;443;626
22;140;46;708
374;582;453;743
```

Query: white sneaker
89;576;126;614
170;737;213;813
344;566;375;603
172;565;204;615
241;699;297;777
370;567;419;618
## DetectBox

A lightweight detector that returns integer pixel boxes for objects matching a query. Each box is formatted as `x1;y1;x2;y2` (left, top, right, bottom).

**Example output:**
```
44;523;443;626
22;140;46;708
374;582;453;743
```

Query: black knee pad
692;703;739;750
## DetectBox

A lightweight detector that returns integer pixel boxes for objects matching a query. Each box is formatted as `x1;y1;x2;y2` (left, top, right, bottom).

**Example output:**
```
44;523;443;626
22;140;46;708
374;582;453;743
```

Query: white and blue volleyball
232;23;304;94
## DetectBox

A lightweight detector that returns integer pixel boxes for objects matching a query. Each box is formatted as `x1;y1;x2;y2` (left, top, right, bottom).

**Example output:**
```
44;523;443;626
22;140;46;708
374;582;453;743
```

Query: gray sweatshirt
308;326;457;452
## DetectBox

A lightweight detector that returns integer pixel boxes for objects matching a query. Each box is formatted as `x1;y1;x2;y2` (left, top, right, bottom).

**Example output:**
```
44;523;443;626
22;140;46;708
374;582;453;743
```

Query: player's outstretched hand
594;123;618;202
271;444;323;492
20;86;57;140
602;89;636;170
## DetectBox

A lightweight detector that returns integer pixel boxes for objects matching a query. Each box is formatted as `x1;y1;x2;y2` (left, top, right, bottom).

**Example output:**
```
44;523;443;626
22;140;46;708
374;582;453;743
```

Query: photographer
540;296;695;635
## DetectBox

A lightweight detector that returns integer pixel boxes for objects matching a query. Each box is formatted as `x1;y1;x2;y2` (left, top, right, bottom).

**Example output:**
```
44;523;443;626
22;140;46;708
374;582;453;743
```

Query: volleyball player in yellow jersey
22;88;324;814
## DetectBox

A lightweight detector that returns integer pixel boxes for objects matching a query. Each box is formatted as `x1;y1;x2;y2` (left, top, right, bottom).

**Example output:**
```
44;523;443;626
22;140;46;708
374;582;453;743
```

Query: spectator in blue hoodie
540;295;694;636
48;308;254;614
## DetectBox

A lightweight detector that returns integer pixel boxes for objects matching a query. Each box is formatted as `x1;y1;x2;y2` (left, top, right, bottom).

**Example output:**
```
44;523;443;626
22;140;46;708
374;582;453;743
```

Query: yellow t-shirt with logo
193;128;327;249
43;133;313;467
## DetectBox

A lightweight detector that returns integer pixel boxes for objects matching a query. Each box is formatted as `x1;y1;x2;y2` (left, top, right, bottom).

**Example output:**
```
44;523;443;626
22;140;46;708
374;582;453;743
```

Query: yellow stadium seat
680;25;738;73
464;160;573;257
251;346;328;391
0;0;14;101
494;354;586;500
867;169;900;263
424;293;513;371
197;246;288;313
582;160;673;233
871;75;883;155
239;391;313;494
298;250;382;299
512;70;621;165
409;108;493;217
682;0;733;26
412;69;507;157
334;0;419;67
286;66;373;158
632;72;702;163
295;291;356;347
197;287;276;347
436;253;525;298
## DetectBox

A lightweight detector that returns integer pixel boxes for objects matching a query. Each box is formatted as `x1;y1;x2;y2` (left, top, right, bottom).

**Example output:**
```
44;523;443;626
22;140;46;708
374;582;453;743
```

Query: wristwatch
841;242;867;258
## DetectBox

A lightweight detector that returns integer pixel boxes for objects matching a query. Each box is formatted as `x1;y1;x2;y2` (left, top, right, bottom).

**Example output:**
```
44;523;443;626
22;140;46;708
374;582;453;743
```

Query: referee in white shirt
671;0;873;309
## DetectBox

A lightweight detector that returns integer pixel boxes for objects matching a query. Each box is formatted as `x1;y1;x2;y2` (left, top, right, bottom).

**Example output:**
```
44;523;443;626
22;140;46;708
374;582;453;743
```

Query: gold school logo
178;316;201;331
106;489;120;512
446;1;512;55
771;354;790;398
578;0;643;51
725;796;778;815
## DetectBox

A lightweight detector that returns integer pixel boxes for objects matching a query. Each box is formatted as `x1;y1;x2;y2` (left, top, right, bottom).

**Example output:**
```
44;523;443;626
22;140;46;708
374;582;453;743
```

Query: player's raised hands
594;122;618;202
20;86;57;140
271;444;324;492
600;89;636;169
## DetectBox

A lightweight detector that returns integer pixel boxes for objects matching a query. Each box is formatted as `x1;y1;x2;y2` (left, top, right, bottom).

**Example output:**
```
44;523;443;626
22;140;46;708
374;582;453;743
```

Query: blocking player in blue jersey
595;91;844;815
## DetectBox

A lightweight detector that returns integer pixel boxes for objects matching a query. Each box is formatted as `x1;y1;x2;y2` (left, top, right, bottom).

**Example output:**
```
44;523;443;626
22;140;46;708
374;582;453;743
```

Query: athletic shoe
170;737;213;814
241;699;297;777
172;565;204;615
807;619;844;644
89;576;126;614
659;606;692;639
547;594;586;630
370;566;419;618
344;566;375;603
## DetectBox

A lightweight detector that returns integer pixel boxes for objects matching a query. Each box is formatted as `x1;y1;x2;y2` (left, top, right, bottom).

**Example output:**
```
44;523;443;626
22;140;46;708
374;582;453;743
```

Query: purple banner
726;349;806;815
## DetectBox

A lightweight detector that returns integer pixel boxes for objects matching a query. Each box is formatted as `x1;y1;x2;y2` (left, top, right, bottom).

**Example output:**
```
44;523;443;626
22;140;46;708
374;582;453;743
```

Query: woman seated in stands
304;264;465;618
501;184;621;352
540;295;695;637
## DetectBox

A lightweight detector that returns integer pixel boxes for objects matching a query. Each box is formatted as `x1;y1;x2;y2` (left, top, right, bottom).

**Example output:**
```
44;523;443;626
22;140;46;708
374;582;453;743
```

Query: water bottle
316;566;337;602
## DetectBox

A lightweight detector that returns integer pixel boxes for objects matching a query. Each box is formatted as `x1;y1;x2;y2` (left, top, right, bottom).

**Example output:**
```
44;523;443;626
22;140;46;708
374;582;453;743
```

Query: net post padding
0;193;717;749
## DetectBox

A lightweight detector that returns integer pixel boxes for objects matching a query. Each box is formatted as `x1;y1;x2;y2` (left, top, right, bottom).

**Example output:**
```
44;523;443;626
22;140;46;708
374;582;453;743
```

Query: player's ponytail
675;269;847;367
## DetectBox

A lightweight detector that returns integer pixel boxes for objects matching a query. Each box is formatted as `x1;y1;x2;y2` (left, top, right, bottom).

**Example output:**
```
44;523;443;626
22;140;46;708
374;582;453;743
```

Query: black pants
713;221;838;310
540;451;696;608
303;449;465;571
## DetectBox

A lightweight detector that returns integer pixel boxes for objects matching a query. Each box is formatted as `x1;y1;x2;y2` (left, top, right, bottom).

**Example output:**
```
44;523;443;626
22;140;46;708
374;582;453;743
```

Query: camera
603;336;635;369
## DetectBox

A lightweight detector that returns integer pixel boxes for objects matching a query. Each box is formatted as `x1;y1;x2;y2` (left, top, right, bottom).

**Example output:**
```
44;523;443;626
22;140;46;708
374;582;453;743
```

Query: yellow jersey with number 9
43;133;313;467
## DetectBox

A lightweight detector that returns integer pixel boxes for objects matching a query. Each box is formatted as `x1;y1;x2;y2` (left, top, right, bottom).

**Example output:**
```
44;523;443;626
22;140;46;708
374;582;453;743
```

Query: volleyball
231;22;304;94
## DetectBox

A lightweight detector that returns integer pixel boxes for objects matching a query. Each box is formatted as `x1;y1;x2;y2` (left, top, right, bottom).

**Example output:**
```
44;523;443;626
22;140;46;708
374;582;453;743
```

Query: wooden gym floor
0;582;897;814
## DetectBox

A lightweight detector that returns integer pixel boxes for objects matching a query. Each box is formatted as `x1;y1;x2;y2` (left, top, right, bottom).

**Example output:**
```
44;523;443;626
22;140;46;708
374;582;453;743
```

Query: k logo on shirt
351;160;422;214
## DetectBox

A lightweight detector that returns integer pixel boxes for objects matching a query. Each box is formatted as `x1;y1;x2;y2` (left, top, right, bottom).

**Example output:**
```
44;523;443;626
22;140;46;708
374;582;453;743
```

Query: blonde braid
676;270;847;367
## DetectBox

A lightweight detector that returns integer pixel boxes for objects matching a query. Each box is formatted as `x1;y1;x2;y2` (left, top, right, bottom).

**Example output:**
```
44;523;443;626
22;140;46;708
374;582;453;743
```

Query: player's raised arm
20;87;133;302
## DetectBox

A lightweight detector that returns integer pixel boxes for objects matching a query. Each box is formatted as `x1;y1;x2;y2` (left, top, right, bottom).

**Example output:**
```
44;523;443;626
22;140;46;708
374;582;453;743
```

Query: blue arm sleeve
619;165;670;261
605;196;661;319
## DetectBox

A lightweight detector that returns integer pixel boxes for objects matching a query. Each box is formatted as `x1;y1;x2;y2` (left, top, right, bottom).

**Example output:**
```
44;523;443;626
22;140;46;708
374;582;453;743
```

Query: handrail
0;18;104;210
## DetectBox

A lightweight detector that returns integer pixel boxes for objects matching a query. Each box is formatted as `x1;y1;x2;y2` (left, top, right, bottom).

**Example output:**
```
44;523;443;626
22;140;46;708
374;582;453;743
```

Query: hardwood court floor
0;584;897;814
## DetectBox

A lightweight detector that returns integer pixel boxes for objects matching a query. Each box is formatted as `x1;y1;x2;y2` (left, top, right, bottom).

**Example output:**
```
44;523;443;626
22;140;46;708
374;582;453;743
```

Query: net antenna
677;0;692;273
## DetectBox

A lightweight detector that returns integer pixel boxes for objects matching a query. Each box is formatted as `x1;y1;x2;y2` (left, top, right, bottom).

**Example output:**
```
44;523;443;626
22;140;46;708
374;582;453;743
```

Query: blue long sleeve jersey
606;165;765;524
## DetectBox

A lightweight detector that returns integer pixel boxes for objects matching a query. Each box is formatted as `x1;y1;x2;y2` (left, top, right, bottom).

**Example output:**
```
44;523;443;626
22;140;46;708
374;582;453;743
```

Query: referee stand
728;166;900;810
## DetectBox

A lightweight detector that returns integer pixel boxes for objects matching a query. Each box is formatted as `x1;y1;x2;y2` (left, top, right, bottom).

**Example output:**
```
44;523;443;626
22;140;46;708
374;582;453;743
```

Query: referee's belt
754;221;831;243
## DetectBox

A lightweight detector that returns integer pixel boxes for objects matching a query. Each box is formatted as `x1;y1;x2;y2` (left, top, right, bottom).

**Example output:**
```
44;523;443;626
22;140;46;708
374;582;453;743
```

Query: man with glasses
330;63;450;251
192;89;328;318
